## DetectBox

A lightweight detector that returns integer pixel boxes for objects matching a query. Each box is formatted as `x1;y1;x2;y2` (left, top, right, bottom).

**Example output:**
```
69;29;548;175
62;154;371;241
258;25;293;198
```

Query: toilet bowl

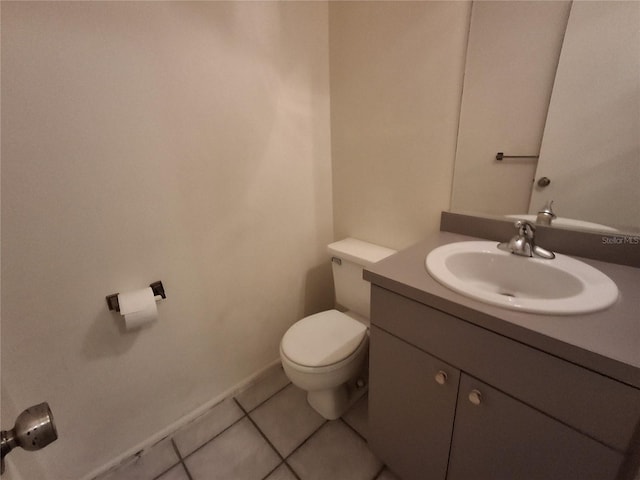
279;238;396;420
280;309;369;419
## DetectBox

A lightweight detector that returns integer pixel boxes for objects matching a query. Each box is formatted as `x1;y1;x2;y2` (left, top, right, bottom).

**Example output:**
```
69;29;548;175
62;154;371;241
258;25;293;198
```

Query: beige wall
2;2;584;479
451;1;570;216
1;2;332;479
329;1;471;251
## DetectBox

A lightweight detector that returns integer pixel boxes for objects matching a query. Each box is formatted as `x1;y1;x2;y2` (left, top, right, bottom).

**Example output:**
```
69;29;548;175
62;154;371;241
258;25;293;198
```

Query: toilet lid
281;310;367;368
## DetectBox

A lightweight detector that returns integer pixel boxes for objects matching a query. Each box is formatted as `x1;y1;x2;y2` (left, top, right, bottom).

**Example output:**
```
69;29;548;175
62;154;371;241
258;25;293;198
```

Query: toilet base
306;375;368;420
307;386;348;420
280;332;370;420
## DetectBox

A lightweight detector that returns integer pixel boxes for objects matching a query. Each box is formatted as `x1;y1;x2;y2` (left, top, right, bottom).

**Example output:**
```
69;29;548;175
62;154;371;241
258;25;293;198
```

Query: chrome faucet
498;220;555;259
536;200;556;226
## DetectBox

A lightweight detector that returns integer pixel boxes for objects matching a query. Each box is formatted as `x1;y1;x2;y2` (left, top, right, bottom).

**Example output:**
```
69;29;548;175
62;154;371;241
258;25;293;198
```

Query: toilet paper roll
118;287;158;330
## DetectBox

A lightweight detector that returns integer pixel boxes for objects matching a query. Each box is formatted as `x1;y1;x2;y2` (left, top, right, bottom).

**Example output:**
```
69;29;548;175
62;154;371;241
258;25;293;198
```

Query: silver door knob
537;177;551;187
434;370;448;385
468;389;482;406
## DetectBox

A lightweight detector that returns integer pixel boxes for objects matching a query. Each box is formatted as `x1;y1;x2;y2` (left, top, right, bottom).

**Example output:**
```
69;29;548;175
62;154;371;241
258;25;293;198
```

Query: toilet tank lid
327;238;396;267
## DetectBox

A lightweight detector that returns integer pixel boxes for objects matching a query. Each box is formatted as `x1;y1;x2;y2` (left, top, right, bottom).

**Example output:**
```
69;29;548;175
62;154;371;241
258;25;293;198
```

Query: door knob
1;402;57;474
537;177;551;187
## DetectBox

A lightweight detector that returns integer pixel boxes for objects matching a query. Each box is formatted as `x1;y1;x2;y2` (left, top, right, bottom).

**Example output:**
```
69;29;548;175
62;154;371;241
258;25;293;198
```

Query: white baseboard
83;358;282;480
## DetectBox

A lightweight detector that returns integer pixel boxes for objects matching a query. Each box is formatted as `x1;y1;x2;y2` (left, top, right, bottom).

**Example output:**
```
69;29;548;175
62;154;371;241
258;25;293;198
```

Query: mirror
450;1;640;235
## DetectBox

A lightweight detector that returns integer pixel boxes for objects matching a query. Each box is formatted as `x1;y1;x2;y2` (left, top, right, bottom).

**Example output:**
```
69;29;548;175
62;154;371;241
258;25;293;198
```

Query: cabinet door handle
434;370;448;385
468;389;482;406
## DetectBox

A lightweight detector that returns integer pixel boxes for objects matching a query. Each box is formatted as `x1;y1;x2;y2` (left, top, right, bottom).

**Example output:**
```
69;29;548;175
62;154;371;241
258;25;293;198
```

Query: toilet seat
281;310;367;369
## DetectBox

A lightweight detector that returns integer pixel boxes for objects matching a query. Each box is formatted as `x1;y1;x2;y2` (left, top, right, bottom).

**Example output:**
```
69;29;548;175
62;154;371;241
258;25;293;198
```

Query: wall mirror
451;1;639;235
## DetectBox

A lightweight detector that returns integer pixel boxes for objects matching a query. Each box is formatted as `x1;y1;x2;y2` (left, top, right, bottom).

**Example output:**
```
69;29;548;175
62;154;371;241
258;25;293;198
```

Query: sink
425;241;618;315
505;214;618;233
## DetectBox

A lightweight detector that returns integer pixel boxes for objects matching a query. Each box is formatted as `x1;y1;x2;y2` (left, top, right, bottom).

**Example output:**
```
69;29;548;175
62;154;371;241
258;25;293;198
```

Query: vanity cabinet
447;374;622;480
369;327;460;480
368;285;640;480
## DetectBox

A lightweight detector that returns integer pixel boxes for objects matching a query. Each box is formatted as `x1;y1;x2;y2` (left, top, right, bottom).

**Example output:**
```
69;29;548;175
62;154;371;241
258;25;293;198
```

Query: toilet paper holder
106;281;166;312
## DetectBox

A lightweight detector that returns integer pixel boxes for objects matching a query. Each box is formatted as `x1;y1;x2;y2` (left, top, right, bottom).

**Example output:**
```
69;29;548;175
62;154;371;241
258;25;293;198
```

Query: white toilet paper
118;287;158;330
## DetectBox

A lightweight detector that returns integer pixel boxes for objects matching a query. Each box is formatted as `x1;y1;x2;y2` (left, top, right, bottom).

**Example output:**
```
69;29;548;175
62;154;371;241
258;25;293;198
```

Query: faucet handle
515;220;535;239
498;220;554;259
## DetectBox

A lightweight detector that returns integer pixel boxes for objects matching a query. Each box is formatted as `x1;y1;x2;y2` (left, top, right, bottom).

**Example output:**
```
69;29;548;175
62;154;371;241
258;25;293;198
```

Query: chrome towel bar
496;152;539;161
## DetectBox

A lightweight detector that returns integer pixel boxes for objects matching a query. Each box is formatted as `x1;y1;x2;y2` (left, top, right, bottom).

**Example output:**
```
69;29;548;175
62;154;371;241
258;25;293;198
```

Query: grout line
148;370;298;480
281;419;328;462
339;417;367;443
259;461;286;480
233;397;305;480
233;398;283;459
162;372;292;468
147;438;185;480
170;439;194;480
151;461;183;480
339;417;387;480
242;381;292;414
283;461;301;480
257;460;301;480
279;420;330;480
180;462;194;480
180;413;247;461
372;464;387;480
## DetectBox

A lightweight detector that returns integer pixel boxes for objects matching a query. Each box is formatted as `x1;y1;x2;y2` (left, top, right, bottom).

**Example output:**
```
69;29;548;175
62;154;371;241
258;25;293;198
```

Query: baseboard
83;358;282;480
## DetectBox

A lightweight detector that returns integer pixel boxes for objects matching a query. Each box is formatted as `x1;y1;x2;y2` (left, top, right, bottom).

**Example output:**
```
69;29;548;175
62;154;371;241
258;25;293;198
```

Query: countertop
363;231;640;389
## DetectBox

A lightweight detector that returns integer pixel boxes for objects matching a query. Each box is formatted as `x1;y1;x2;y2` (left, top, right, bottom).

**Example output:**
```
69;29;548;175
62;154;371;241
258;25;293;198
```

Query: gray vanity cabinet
447;374;623;480
369;326;460;480
368;285;636;480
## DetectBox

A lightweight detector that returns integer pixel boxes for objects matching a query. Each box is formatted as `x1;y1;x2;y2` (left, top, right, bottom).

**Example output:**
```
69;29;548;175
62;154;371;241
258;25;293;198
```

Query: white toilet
280;238;396;420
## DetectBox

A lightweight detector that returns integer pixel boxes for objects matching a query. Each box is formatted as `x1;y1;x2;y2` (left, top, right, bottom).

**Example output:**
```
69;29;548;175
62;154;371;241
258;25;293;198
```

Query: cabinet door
447;374;624;480
369;326;460;480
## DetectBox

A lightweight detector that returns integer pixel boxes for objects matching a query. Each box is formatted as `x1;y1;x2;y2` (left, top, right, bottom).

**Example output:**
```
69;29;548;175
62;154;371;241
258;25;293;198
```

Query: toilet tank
327;238;397;319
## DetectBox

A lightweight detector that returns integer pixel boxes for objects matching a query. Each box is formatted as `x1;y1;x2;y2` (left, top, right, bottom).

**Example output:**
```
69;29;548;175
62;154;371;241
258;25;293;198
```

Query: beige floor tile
287;421;382;480
98;438;180;480
155;463;191;480
264;462;299;480
235;365;290;412
184;417;280;480
342;394;369;440
173;397;244;457
248;384;325;457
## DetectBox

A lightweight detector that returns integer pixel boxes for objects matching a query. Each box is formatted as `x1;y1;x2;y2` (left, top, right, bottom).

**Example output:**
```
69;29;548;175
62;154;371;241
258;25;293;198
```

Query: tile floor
98;366;400;480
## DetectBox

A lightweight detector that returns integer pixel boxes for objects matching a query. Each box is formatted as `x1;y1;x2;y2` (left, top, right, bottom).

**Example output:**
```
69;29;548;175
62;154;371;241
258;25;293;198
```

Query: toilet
280;238;396;419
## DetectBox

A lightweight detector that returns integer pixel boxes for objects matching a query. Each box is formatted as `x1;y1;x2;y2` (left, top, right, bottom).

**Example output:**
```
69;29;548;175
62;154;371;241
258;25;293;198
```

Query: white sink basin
505;214;618;233
426;241;618;315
